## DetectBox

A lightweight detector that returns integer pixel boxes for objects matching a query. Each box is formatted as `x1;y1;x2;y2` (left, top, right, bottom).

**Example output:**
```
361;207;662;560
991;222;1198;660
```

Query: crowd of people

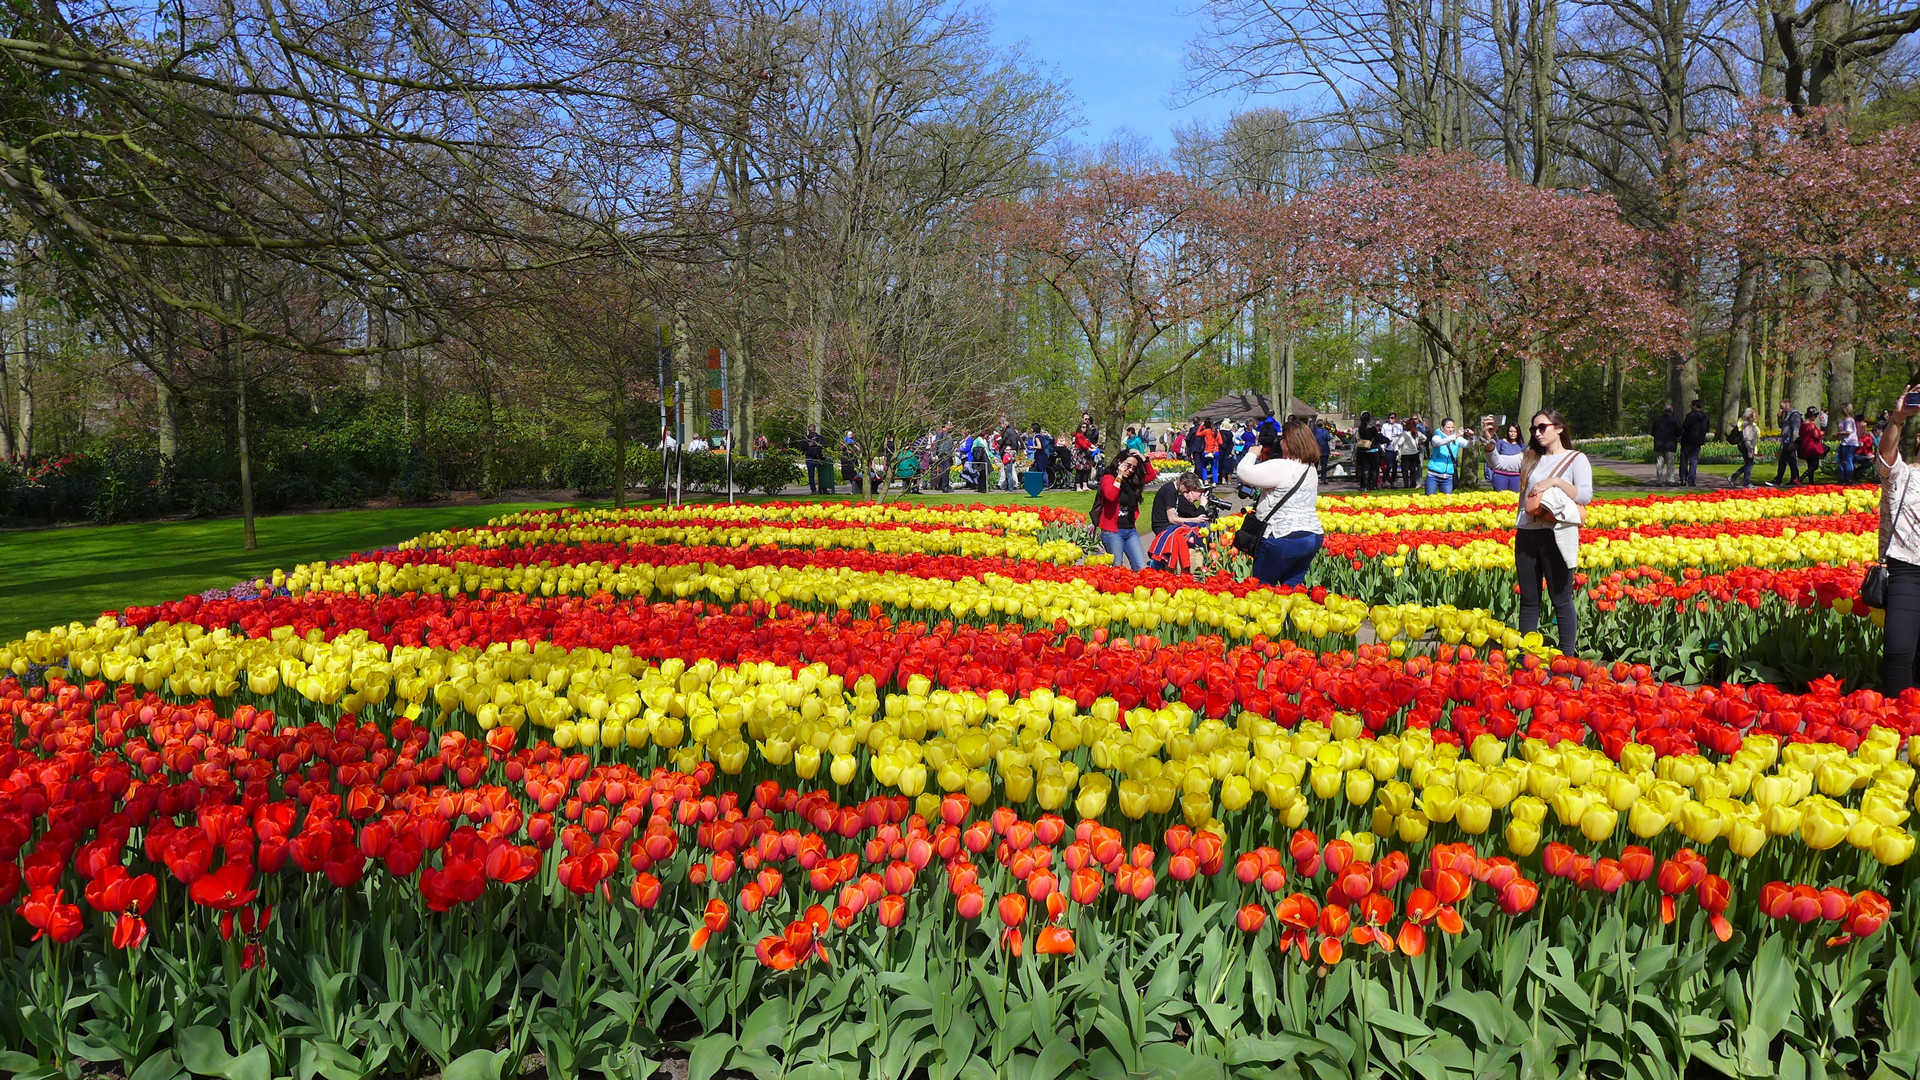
1651;398;1879;489
792;414;1144;497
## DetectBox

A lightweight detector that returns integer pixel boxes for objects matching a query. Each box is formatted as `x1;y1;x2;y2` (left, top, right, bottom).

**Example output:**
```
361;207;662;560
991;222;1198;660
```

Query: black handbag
1232;470;1308;557
1864;471;1910;609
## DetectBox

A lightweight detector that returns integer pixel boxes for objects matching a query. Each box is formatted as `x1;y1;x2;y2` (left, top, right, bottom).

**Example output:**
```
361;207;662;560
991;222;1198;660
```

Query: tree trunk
1717;255;1757;435
1609;361;1626;434
1424;307;1463;424
1517;353;1543;429
1826;263;1856;430
157;379;178;460
12;296;30;461
1667;351;1698;416
1280;338;1297;420
611;363;628;510
807;320;825;429
1789;261;1828;411
235;337;256;551
478;379;497;497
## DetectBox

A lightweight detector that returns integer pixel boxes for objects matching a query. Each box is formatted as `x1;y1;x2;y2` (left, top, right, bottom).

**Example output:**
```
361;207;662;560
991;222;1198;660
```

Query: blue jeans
1252;530;1322;587
1839;444;1857;483
1681;446;1701;485
1101;528;1147;571
1729;452;1754;487
1424;472;1455;495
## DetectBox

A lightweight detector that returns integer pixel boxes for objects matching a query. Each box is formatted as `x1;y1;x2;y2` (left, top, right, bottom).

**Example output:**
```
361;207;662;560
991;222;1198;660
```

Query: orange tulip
1035;926;1075;955
1236;903;1268;934
997;893;1028;926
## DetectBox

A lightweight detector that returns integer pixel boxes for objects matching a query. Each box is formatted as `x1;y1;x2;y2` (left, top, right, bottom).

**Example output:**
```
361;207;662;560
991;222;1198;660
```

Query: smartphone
1907;391;1920;409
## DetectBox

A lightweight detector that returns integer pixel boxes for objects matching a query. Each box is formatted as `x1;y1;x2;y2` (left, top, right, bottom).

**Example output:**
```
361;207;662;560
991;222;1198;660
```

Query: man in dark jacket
799;426;829;494
1650;405;1681;486
1771;401;1802;487
1312;421;1333;480
1679;399;1710;486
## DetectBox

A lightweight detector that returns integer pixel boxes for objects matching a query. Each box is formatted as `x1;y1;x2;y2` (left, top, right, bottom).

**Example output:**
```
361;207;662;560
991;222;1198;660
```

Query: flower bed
0;493;1912;1079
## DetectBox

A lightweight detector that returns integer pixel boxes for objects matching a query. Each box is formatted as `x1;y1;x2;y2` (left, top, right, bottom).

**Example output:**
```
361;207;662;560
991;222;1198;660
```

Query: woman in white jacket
1516;409;1593;653
1237;420;1324;587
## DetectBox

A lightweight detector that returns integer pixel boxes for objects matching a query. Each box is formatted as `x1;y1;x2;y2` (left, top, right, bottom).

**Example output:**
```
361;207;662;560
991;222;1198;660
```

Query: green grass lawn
0;503;570;642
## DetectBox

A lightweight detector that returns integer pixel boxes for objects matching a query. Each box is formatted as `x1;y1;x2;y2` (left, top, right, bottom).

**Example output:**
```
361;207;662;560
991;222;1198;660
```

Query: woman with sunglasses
1516;410;1592;654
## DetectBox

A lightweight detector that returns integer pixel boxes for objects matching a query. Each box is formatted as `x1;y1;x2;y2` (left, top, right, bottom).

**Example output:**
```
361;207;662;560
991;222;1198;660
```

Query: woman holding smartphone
1093;450;1156;570
1876;384;1920;693
1516;410;1592;654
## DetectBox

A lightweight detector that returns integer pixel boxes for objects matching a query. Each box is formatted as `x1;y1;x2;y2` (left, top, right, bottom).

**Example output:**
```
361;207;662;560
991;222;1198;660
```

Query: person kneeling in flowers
1148;471;1211;574
1238;421;1324;587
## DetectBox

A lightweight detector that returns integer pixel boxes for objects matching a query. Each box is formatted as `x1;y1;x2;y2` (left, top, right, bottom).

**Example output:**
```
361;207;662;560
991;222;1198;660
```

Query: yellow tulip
1872;825;1916;866
1505;818;1541;857
1579;804;1618;844
1627;798;1669;839
1455;794;1492;835
793;744;821;780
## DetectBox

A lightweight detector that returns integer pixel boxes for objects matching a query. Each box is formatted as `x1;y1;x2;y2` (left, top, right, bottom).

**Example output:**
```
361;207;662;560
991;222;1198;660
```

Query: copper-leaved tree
1683;110;1920;419
1307;152;1690;423
981;167;1293;446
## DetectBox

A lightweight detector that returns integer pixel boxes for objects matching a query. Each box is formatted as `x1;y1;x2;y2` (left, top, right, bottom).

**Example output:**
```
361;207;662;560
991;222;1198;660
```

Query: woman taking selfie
1875;384;1920;694
1516;410;1592;654
1480;419;1525;492
1237;421;1324;586
1094;450;1156;570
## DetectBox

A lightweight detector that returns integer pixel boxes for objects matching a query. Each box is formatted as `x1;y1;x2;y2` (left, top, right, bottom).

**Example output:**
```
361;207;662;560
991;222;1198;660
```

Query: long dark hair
1519;409;1573;492
1100;451;1149;508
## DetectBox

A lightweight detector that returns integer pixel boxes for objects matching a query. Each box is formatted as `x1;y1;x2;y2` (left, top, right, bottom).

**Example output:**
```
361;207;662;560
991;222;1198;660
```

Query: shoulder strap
1254;467;1311;522
1883;460;1911;562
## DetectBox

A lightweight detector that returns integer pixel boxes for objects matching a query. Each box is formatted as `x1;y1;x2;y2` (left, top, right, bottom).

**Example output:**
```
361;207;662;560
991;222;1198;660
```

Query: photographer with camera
1148;471;1212;573
1235;421;1324;587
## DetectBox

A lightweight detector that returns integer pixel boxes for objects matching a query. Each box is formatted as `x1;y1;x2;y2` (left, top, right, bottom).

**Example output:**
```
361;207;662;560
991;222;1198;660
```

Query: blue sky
984;0;1251;152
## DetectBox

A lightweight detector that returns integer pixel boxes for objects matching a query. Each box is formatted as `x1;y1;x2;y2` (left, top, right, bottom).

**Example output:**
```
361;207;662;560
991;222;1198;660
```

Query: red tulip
878;894;906;929
1844;891;1891;939
1236;904;1268;934
1593;859;1626;894
1069;867;1104;905
1619;846;1654;883
1034;926;1075;955
189;863;259;911
1396;921;1427;957
1276;893;1320;930
1498;878;1539;916
20;888;83;944
629;872;661;910
997;894;1028;927
955;887;985;920
1235;852;1263;884
112;913;148;951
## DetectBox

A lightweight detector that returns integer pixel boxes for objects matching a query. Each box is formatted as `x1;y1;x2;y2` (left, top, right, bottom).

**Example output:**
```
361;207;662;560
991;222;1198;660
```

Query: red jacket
1798;424;1826;458
1095;466;1158;531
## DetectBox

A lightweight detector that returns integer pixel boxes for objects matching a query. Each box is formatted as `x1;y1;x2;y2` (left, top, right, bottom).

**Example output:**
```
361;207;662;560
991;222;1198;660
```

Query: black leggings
1883;558;1920;697
1516;528;1578;654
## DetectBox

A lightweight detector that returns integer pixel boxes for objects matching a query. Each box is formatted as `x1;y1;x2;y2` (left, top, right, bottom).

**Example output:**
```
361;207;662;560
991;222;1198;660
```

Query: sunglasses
1532;423;1555;433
